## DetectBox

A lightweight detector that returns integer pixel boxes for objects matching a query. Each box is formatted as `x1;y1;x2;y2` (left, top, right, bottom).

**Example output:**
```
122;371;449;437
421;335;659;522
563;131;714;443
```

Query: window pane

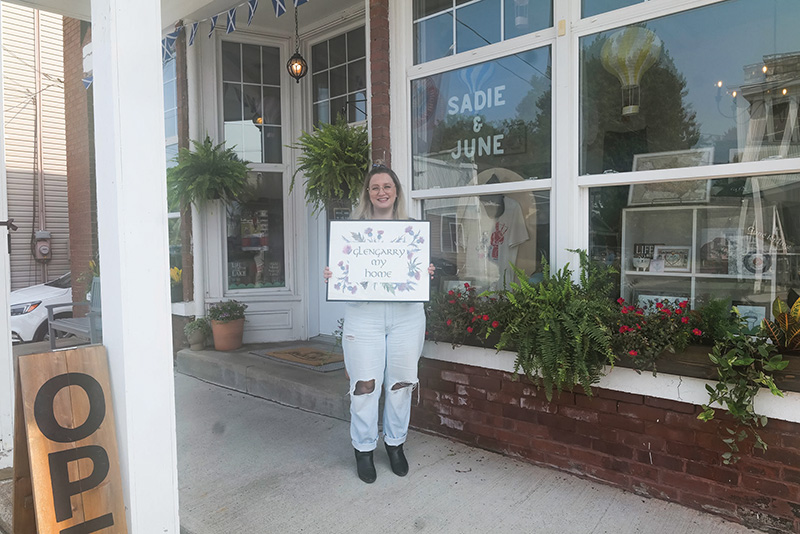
349;91;367;123
243;84;261;124
262;126;282;164
312;41;328;72
590;174;800;319
330;34;347;67
313;72;329;102
411;46;552;189
222;41;241;82
456;0;500;54
579;1;800;175
414;0;452;19
582;0;642;18
262;87;282;125
348;59;366;93
223;82;243;122
262;46;281;86
414;13;453;64
330;65;347;97
242;44;261;84
314;101;330;126
424;190;549;292
331;96;347;123
169;217;183;302
164;109;177;139
504;0;552;39
347;26;366;60
227;172;285;289
163;79;176;111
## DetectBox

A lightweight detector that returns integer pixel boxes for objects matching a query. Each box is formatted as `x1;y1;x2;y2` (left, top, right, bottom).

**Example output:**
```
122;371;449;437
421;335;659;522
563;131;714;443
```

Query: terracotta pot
211;318;245;351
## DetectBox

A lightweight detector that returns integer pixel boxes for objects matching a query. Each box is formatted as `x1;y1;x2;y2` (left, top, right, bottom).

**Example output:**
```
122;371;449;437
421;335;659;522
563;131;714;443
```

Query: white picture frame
734;304;767;331
628;148;714;206
652;245;692;272
327;220;431;302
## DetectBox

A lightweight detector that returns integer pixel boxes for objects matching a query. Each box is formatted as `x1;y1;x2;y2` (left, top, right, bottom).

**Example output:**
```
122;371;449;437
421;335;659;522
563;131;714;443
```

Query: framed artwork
653;245;692;272
628;148;714;206
327;220;431;302
635;293;689;310
734;304;767;331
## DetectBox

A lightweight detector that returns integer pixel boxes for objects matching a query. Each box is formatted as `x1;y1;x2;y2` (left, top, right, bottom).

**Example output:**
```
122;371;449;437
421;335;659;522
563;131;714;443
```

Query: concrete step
176;341;350;422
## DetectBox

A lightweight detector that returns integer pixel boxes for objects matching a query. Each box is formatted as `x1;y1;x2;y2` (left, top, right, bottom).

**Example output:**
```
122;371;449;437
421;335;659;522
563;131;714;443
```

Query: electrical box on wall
33;230;51;262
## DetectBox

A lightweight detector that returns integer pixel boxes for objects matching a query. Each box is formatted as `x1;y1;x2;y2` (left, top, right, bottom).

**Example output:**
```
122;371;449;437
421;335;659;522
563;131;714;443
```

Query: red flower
464;282;470;289
635;309;644;315
446;319;452;326
675;308;683;315
636;324;641;329
471;316;477;323
619;325;629;333
621;308;629;314
628;350;638;356
662;308;672;315
679;301;688;309
492;321;499;328
468;307;475;313
467;326;473;333
448;290;455;296
681;317;689;324
448;300;456;304
617;297;625;304
692;328;702;336
482;315;489;321
655;302;663;309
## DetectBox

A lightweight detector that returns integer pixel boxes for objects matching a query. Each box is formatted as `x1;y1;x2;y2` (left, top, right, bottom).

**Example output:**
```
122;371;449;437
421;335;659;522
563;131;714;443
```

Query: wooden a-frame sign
13;345;128;533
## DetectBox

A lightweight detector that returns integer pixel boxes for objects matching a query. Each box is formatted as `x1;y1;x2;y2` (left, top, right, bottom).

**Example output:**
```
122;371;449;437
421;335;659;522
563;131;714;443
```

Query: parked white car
10;272;73;344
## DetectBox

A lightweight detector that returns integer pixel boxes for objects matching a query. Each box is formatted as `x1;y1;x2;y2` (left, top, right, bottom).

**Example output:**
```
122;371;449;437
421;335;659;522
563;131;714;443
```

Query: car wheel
33;312;73;342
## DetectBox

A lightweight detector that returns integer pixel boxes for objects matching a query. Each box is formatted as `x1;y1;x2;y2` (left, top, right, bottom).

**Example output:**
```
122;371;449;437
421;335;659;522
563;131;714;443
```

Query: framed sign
653;245;692;272
327;220;431;302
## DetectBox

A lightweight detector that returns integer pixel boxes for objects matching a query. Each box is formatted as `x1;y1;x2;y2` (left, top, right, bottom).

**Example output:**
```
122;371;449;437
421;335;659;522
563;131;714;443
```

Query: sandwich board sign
13;345;127;533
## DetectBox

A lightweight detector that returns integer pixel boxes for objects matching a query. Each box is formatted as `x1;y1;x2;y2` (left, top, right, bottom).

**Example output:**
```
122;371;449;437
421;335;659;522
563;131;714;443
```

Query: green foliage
425;283;511;349
692;298;739;342
289;118;371;215
611;297;699;374
762;296;800;350
698;313;789;464
184;317;212;339
167;136;251;207
496;250;617;401
207;300;248;323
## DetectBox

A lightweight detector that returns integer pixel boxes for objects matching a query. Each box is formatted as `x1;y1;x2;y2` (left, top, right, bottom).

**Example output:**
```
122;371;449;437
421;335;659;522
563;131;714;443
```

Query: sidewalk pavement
1;340;761;533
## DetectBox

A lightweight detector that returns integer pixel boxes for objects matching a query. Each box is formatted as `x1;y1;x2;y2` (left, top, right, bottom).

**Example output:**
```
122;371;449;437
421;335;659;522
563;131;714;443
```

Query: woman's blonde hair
351;165;408;220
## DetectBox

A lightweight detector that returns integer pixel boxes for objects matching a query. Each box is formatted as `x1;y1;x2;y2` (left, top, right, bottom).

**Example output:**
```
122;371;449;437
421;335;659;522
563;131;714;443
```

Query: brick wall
369;0;390;167
411;358;800;533
63;18;97;303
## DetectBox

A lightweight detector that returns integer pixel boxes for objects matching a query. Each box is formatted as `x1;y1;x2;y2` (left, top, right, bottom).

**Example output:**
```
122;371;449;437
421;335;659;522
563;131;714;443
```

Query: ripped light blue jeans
343;301;426;452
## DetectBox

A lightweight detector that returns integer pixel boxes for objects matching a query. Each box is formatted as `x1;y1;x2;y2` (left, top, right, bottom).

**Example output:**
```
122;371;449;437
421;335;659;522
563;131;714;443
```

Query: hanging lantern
601;26;662;116
286;6;307;83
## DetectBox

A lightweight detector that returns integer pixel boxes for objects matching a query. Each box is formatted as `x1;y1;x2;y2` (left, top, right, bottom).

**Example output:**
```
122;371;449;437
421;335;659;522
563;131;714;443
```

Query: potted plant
184;317;211;351
289;117;371;216
207;300;248;351
167;135;251;207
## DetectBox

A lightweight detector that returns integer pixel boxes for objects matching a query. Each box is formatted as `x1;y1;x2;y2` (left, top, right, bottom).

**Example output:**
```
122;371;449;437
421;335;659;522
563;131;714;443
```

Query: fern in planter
289;118;370;215
167;135;251;207
496;250;617;400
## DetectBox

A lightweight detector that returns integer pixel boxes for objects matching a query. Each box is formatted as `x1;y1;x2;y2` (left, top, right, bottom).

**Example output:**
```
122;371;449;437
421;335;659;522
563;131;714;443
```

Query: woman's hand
428;263;436;279
323;266;332;283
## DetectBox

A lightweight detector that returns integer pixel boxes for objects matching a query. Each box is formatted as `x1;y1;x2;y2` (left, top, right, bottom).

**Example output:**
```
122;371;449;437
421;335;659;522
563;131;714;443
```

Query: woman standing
324;165;434;483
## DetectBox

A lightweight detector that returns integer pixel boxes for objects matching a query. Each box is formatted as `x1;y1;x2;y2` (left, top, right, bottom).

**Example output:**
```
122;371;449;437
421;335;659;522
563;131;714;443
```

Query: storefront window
222;41;282;163
580;1;800;175
311;26;366;126
411;46;552;189
226;172;285;289
424;190;549;292
589;174;800;323
413;0;552;64
581;0;641;18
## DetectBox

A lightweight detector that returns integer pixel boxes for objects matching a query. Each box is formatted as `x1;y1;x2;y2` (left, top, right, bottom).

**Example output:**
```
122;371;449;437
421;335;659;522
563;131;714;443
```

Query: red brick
558;405;599;424
660;470;715;495
469;399;504;416
635;450;684;472
781;432;800;450
484;414;516;432
741;475;795;500
685;461;739;485
502;404;538;425
677;491;738;518
519;396;557;413
424;378;456;393
596;388;643;404
574;420;617;442
549;428;592;449
665;442;720;464
629;481;681;501
756;445;800;468
575;393;616;413
783;466;800;485
493;427;533;449
486;391;520;406
469;375;501;391
609;457;659;481
512;419;550;439
441;370;470;385
736;458;782;479
455;384;487;400
537;412;577;433
644;422;697;445
581;464;631;488
618;403;667;423
644;396;696;414
501;379;538;397
664;411;720;434
598;412;645;433
529;437;569;457
713;487;773;511
592;438;633;459
616;429;666;452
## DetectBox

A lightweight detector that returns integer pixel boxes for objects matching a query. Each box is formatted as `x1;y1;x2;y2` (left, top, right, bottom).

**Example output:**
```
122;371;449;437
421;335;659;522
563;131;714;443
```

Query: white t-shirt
464;196;529;290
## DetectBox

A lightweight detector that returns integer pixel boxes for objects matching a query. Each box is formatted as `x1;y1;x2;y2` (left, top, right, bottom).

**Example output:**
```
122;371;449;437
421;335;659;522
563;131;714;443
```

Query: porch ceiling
3;0;362;34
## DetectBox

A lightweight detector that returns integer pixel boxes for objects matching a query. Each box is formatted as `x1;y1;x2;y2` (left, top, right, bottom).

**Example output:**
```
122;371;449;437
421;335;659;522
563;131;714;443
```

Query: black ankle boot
354;449;376;483
385;443;409;477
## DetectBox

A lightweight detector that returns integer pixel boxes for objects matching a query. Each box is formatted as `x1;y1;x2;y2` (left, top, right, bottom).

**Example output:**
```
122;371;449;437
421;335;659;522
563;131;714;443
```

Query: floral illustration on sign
332;224;425;296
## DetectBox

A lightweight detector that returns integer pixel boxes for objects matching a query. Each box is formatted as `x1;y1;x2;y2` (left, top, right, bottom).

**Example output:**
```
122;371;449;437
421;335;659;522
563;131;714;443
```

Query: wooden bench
46;277;102;350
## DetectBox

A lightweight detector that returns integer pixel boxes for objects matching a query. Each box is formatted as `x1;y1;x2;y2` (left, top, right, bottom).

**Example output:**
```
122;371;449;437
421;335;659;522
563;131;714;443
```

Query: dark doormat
251;347;345;373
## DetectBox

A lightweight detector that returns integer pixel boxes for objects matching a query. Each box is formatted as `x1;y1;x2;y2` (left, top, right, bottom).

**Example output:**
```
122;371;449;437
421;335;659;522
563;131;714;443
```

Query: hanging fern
289;117;371;215
497;250;616;400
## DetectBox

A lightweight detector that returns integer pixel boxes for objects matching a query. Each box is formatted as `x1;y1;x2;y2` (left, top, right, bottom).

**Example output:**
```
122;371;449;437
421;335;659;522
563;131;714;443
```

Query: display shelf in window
620;203;783;312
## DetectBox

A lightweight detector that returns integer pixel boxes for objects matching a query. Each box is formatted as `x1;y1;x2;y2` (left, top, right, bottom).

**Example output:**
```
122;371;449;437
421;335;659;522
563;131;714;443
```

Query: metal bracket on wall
0;218;18;231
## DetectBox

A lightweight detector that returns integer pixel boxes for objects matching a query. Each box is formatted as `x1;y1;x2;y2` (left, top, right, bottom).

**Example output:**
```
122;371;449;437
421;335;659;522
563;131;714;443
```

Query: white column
90;0;180;531
0;2;15;470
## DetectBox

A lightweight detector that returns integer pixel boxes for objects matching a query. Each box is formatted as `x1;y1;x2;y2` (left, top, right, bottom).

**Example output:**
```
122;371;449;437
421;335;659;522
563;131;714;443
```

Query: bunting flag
226;8;237;33
82;75;93;89
271;0;286;17
208;14;218;38
189;22;199;46
247;0;258;25
161;28;181;63
294;0;307;6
